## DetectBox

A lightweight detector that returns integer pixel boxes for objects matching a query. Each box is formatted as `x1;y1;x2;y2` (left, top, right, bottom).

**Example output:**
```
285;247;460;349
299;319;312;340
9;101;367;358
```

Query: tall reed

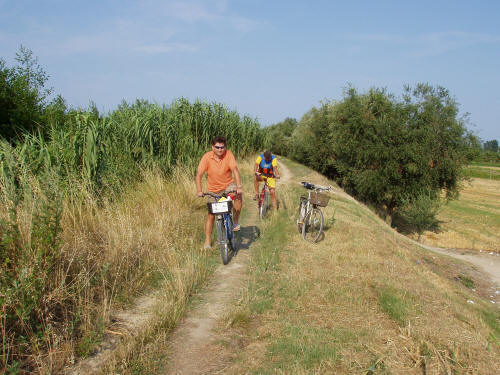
0;98;263;372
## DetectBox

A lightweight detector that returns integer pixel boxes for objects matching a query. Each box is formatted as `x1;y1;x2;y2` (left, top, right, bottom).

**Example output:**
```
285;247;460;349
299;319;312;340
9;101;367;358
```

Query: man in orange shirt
196;136;243;249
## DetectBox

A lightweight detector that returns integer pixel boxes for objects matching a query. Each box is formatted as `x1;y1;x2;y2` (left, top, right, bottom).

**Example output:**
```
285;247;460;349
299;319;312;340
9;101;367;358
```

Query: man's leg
253;175;260;199
270;188;278;211
233;194;242;224
204;213;215;247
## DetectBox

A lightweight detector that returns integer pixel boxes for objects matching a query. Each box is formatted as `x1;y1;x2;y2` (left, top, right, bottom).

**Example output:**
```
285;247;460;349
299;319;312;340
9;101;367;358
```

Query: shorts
258;176;276;189
207;183;241;202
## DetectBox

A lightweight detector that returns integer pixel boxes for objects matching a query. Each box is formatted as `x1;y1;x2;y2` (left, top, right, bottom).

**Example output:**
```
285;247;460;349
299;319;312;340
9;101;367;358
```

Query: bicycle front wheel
302;207;324;243
225;213;236;251
259;190;269;219
216;218;230;265
297;199;307;233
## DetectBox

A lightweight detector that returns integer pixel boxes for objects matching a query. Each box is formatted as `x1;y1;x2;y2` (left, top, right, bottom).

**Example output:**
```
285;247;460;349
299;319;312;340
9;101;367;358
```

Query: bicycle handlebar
255;172;279;178
300;181;331;192
201;191;236;199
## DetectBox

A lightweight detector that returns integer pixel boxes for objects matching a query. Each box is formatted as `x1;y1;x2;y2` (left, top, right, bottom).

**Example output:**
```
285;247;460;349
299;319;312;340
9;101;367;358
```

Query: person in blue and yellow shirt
254;150;280;211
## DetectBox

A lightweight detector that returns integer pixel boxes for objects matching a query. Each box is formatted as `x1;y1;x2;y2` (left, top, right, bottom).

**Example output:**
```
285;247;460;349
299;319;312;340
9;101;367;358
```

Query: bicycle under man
202;191;237;265
255;172;280;219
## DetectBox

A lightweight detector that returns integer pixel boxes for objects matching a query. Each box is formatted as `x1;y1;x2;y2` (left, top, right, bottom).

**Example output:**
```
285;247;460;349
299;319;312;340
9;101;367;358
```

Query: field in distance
416;173;500;252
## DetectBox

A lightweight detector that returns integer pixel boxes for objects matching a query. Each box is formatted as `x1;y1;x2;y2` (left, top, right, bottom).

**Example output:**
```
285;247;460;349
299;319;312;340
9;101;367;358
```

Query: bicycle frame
258;175;272;219
297;182;331;243
203;191;236;265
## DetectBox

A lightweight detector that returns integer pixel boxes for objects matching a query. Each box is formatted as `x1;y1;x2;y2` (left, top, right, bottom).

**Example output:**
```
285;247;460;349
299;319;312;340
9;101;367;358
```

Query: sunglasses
213;145;225;149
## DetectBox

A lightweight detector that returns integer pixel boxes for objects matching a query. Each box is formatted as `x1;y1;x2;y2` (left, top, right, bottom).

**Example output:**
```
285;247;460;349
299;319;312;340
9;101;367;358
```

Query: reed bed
0;98;263;373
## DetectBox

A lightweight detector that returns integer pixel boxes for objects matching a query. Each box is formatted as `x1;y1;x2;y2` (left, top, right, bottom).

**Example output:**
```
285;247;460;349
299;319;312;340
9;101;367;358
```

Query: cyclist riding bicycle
254;150;280;211
196;136;243;249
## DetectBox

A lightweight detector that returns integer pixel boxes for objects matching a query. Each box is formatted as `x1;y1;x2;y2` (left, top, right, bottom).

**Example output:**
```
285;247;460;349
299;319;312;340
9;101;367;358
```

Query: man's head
211;136;227;156
263;150;272;162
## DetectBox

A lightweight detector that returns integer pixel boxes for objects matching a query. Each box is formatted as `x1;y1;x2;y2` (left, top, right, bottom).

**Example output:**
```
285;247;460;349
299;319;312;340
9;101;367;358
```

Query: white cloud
413;31;500;57
348;31;500;58
135;42;197;54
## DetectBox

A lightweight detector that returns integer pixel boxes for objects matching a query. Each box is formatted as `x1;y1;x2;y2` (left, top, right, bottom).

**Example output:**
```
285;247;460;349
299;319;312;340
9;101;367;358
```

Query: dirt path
164;161;292;374
417;243;500;286
164;246;252;374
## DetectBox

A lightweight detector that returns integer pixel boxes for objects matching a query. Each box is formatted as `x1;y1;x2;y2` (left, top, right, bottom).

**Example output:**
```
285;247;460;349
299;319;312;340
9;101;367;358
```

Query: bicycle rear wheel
297;198;307;233
302;207;324;243
216;218;230;265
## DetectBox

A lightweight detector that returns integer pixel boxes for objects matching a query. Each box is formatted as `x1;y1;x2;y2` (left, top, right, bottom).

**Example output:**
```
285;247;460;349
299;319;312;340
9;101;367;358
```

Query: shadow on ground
234;225;260;251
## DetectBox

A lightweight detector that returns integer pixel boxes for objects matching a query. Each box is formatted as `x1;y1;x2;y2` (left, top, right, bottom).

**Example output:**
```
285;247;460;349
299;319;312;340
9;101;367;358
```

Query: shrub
288;84;477;224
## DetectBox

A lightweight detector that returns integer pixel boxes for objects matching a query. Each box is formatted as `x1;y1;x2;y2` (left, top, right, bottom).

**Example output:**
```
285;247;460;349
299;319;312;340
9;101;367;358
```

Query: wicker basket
309;192;330;207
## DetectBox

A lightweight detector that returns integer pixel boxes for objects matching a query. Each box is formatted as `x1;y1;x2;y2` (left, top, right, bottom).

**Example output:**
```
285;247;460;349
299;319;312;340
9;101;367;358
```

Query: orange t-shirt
197;150;237;192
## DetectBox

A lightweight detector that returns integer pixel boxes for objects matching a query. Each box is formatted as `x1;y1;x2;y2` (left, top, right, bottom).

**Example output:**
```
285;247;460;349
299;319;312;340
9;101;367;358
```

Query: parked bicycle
202;191;237;264
297;182;332;242
256;173;279;219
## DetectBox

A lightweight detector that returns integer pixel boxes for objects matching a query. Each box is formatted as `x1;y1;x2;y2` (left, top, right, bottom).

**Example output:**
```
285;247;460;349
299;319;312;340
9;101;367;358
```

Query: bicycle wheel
302;207;324;243
259;190;269;219
216;218;230;265
225;213;236;251
297;199;307;233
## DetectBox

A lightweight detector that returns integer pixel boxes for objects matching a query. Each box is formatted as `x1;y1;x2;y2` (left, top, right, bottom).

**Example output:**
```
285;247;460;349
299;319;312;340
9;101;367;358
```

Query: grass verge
417;177;500;251
223;162;499;374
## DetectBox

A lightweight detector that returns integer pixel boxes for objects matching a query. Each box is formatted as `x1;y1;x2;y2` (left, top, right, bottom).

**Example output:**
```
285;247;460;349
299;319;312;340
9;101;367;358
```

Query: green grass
376;285;413;326
279;157;313;179
458;274;475;289
268;324;341;370
464;166;500;180
445;200;500;224
470;161;500;167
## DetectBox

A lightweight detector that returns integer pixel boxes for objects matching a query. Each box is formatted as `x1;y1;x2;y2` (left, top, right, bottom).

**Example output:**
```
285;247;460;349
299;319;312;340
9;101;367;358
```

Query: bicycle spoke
303;208;324;243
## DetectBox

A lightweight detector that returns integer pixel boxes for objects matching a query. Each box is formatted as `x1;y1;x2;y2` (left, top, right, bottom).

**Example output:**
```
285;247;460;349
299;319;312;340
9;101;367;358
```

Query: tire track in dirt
164;162;292;374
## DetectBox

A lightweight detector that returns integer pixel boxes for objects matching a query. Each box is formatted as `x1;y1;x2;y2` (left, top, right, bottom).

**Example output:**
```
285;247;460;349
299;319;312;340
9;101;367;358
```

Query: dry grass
94;157;260;374
223;161;499;374
1;167;216;373
417;178;500;252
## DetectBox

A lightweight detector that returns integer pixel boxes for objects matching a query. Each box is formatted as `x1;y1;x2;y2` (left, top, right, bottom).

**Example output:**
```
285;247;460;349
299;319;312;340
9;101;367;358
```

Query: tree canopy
285;84;477;223
0;46;63;143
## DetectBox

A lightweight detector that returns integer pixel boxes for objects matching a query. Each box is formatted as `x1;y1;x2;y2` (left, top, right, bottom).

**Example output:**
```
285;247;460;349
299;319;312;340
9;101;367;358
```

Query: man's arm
254;163;260;175
233;166;243;195
274;164;281;178
196;165;205;197
273;158;280;178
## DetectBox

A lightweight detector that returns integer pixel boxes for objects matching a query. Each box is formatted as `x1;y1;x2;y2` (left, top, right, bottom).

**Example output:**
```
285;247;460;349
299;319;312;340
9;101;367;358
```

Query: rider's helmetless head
212;136;227;156
264;150;272;162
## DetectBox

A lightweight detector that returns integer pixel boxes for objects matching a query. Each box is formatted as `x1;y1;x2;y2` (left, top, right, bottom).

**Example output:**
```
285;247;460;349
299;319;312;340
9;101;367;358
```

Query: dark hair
263;150;272;160
212;136;227;146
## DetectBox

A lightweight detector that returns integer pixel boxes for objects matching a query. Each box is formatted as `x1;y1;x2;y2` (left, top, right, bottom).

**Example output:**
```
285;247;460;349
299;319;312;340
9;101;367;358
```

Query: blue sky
1;0;499;140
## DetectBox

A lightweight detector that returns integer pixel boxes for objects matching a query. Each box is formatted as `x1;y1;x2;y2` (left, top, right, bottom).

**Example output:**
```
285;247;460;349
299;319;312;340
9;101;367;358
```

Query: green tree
483;139;498;153
395;192;440;241
288;84;477;226
264;117;298;156
0;46;53;142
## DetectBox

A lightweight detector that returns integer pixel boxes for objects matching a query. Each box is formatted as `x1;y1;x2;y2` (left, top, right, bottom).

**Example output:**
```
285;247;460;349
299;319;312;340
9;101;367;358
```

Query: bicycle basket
207;200;232;214
310;192;330;207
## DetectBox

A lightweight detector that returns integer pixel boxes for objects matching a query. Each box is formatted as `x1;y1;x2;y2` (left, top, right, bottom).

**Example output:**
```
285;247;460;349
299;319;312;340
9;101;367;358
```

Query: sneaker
232;223;241;232
253;194;258;201
203;243;212;249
